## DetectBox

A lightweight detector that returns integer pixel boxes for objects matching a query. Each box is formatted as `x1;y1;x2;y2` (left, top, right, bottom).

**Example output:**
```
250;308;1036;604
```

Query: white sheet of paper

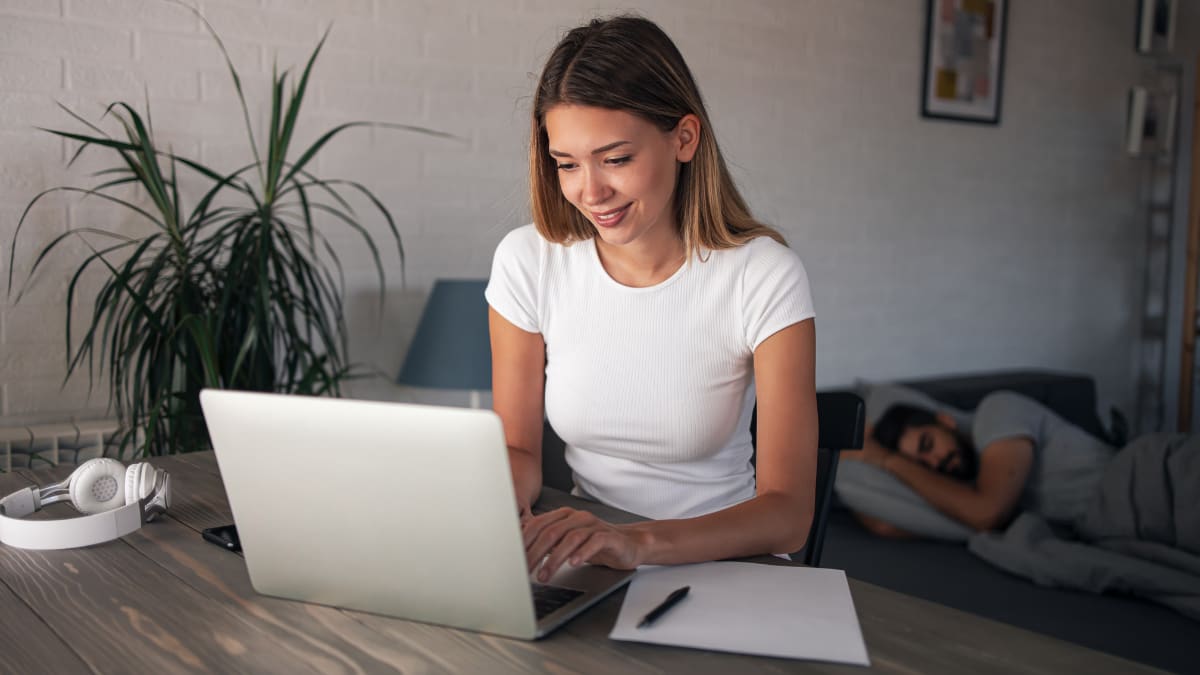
609;562;869;666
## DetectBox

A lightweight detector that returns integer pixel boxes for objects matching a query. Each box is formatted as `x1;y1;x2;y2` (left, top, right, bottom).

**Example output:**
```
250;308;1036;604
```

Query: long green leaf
268;27;329;196
9;16;452;455
170;0;263;182
10;187;161;302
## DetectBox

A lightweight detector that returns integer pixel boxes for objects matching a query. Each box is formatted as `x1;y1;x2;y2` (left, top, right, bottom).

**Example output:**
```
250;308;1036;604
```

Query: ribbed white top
486;225;814;519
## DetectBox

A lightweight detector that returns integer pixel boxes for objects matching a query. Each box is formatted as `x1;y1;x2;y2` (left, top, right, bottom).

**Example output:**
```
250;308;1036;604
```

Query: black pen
637;585;690;628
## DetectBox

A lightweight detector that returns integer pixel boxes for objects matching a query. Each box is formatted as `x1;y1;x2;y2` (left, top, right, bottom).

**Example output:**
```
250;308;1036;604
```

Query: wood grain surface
0;452;1167;674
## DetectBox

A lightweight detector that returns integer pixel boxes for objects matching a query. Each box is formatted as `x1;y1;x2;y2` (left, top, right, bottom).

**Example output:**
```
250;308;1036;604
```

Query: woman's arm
525;319;818;579
489;307;546;516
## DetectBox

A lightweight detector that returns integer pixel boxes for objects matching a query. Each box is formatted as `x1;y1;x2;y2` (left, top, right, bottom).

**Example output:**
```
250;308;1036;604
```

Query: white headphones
0;458;172;550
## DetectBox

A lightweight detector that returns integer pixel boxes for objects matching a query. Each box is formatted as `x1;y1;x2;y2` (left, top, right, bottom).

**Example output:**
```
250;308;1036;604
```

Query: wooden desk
0;452;1163;674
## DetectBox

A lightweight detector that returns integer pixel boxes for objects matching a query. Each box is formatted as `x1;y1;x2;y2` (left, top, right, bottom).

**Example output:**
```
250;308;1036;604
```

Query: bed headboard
898;370;1118;445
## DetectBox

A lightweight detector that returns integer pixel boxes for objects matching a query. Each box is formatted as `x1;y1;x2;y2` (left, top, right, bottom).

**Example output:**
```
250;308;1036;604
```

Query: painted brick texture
0;0;1190;424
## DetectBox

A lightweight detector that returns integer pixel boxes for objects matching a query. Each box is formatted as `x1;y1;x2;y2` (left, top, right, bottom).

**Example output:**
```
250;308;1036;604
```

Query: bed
822;370;1195;673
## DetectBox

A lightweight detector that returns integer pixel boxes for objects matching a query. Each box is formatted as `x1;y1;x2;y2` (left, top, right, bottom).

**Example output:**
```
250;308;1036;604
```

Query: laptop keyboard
532;583;584;619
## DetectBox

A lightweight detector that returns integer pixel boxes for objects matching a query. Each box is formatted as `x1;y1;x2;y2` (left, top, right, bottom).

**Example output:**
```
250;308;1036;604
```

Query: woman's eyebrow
548;140;632;158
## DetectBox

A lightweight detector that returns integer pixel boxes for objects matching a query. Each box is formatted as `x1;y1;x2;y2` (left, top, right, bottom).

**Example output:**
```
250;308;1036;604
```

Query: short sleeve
971;391;1043;451
485;225;543;333
741;237;815;350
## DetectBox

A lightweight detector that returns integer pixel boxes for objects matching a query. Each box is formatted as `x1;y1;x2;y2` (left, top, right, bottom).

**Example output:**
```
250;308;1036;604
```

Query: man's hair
871;404;938;451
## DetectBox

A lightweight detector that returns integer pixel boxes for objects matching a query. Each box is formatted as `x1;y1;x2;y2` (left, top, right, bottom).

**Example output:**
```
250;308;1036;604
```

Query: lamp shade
397;279;492;390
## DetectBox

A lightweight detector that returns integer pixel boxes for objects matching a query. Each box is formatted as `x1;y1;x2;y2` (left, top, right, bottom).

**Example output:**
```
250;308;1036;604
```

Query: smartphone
201;524;242;553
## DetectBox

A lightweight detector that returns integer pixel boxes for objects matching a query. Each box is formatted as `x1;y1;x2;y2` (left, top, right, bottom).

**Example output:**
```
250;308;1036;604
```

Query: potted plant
8;13;446;457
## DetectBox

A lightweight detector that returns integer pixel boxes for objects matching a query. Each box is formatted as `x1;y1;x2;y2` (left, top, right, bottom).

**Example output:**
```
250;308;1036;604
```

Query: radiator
0;420;120;472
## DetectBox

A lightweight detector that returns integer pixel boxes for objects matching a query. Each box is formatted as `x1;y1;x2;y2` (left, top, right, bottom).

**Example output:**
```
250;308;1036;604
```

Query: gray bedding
968;433;1200;620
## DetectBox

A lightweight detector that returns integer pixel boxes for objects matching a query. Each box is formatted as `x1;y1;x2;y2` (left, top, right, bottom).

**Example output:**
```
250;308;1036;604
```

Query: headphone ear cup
68;458;128;514
124;463;157;505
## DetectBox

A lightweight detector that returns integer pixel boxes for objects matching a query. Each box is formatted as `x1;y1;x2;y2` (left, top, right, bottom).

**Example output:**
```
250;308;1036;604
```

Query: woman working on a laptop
486;15;817;583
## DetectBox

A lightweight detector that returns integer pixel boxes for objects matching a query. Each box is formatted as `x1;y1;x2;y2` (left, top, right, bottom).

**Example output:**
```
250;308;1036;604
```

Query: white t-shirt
486;224;815;520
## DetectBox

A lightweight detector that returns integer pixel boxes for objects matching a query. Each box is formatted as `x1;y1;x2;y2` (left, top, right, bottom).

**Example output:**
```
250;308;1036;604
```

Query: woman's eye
555;162;577;171
606;156;632;166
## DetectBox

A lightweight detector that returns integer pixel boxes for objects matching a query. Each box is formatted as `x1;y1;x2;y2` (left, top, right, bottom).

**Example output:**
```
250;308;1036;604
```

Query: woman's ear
674;114;701;163
935;412;958;430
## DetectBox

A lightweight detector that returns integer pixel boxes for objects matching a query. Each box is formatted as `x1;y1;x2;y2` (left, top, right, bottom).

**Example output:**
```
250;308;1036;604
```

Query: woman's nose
580;168;611;206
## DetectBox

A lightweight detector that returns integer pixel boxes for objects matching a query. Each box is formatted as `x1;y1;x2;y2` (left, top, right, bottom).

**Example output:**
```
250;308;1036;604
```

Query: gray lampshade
397;279;491;390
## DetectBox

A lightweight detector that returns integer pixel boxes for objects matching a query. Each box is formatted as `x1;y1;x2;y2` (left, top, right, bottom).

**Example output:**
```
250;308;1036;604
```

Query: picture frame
1136;0;1177;54
920;0;1008;125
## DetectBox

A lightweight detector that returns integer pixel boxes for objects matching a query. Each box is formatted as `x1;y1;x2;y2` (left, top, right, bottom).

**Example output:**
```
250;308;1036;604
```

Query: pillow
835;460;975;541
858;381;973;430
834;382;976;541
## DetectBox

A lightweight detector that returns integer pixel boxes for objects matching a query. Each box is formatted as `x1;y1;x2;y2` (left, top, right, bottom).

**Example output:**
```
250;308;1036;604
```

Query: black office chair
749;392;865;566
539;391;865;567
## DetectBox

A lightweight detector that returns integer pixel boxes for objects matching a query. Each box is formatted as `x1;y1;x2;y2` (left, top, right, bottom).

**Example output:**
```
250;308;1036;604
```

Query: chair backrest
540;420;573;494
539;391;865;567
750;392;865;566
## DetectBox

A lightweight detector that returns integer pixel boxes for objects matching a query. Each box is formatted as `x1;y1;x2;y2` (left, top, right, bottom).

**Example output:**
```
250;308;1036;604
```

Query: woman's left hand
522;507;647;582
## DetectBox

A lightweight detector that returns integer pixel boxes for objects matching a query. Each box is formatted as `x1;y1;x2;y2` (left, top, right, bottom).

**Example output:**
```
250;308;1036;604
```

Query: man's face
896;423;976;480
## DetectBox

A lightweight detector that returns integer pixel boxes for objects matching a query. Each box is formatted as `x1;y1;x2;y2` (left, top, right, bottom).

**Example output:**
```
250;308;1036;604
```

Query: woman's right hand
522;507;648;582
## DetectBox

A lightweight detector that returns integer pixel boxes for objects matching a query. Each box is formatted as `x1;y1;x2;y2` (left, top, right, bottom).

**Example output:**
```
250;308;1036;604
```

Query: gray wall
0;0;1194;425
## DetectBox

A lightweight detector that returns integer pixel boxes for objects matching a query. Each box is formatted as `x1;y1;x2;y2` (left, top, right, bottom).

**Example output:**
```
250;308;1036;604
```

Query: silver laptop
199;389;634;639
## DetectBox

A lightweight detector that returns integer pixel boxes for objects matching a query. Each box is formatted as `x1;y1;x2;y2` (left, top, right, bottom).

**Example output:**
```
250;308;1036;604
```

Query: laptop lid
199;390;631;640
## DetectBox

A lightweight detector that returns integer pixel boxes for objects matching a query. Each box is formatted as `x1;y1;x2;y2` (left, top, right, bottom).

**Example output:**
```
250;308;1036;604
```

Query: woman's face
544;104;697;250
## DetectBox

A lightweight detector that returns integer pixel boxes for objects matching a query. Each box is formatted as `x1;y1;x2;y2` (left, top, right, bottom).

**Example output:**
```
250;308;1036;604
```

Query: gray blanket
968;433;1200;620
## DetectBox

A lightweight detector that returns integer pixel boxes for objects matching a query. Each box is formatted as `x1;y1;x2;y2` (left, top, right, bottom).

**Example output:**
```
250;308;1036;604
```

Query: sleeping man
837;385;1200;619
841;388;1115;538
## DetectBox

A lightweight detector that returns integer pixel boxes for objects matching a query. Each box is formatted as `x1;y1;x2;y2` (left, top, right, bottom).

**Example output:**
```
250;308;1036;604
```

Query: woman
486;15;817;582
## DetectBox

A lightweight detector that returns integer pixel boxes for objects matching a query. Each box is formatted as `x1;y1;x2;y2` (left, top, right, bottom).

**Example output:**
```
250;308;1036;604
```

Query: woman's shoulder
496;223;543;253
494;224;549;267
724;234;806;274
496;223;585;258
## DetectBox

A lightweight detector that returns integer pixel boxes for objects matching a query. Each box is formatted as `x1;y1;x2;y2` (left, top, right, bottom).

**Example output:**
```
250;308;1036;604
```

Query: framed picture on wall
920;0;1008;125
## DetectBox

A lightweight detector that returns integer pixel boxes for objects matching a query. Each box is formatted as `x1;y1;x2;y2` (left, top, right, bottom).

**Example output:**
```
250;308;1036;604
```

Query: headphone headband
0;499;145;550
0;461;171;550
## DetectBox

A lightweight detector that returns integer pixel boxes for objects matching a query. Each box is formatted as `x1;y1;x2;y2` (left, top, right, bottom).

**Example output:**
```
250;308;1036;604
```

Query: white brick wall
0;0;1191;426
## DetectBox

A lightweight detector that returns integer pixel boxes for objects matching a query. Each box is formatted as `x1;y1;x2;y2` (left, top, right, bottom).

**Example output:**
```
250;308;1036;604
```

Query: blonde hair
530;15;785;257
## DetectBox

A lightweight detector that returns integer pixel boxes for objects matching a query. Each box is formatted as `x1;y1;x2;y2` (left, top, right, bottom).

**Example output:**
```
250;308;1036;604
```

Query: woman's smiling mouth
591;204;631;228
